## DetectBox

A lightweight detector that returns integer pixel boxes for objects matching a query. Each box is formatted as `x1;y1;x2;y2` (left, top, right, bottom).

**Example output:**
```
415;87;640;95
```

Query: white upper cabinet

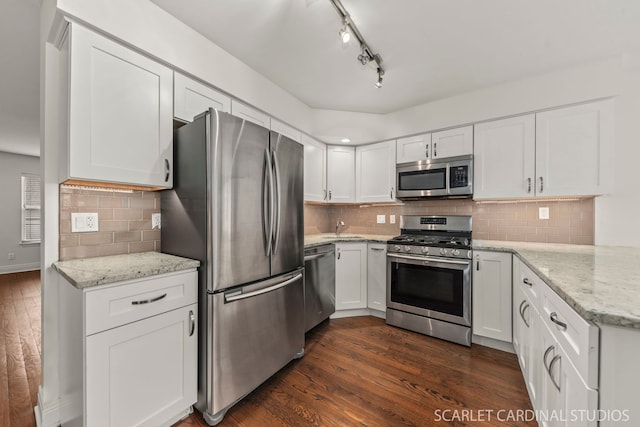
396;134;431;163
355;140;396;203
63;24;174;188
431;126;473;159
301;135;327;202
230;100;270;128
173;72;231;122
474;114;536;199
271;118;301;143
535;99;613;197
327;146;355;203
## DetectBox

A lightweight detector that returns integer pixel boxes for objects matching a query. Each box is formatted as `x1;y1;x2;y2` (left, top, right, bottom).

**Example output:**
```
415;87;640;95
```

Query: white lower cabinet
472;250;512;342
334;243;367;310
58;270;198;427
367;244;387;313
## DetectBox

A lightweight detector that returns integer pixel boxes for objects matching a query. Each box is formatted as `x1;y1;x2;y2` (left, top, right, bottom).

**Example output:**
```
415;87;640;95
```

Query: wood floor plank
0;303;11;427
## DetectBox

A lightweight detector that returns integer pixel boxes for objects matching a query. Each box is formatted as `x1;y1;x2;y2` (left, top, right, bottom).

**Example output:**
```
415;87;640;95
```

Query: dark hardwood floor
1;272;535;427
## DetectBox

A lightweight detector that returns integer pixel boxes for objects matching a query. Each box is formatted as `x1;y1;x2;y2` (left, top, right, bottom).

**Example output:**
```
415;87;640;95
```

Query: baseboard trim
0;262;40;274
472;334;515;353
35;386;60;427
331;308;386;319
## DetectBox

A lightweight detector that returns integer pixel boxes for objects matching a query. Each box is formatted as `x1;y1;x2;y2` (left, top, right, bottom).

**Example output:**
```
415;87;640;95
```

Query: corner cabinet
334;243;367;310
58;270;198;427
472;250;512;343
301;135;327;202
327;146;356;203
60;23;174;188
174;72;231;122
355;140;396;202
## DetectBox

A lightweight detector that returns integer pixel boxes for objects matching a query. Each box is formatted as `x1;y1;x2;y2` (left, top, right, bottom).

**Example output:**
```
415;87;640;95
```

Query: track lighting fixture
329;0;386;88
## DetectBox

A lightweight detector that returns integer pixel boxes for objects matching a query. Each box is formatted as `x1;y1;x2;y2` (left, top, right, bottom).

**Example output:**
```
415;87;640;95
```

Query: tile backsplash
307;198;595;245
59;185;161;260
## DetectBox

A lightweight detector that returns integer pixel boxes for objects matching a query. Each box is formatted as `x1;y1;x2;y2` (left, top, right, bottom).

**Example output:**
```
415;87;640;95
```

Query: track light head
375;67;384;88
338;19;351;44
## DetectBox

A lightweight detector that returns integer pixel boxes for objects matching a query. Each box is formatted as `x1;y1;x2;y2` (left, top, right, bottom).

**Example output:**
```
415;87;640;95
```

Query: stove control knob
404;245;412;252
467;250;473;259
452;249;460;256
422;247;430;254
394;245;401;251
440;248;448;255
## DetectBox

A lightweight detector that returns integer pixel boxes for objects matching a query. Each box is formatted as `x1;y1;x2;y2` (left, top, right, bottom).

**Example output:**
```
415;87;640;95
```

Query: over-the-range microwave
396;155;473;199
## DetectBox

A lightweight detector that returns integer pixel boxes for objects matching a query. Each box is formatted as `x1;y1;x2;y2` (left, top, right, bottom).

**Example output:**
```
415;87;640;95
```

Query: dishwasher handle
225;273;303;303
304;251;335;262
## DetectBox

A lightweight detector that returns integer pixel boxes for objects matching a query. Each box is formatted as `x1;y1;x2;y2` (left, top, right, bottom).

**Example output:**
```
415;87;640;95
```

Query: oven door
386;253;471;327
396;161;448;198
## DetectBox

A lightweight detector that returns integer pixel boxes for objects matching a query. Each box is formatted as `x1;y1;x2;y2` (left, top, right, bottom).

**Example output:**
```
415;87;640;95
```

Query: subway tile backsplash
59;185;161;260
307;198;594;245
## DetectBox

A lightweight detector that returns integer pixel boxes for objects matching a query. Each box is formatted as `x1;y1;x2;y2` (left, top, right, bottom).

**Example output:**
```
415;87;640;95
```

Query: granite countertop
304;233;396;248
53;252;200;289
473;240;640;329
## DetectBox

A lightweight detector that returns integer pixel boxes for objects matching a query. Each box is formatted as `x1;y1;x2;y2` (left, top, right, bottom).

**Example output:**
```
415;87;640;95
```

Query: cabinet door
271;118;301;143
68;24;173;188
396;134;431;163
335;243;367;310
174;72;231;122
472;250;512;342
327;146;355;203
473;115;536;199
301;135;327;202
535;99;613;197
431;126;473;159
230;100;270;128
367;244;387;312
86;304;197;427
355;140;396;202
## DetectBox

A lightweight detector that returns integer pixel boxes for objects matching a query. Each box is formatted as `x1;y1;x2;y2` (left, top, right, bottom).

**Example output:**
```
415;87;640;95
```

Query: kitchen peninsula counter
53;252;200;289
474;240;640;329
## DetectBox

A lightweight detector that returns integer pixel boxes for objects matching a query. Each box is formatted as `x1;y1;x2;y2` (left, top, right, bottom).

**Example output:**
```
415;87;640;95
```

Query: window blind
21;174;41;243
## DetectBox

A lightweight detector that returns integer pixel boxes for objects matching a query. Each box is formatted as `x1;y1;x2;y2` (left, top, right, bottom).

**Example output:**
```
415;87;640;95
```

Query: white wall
0;152;40;273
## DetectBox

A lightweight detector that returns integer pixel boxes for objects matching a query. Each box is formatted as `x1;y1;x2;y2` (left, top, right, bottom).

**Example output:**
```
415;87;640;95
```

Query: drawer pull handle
164;159;171;182
522;278;533;287
543;345;555;370
550;312;567;330
189;310;195;336
548;354;562;391
131;293;167;305
519;300;530;328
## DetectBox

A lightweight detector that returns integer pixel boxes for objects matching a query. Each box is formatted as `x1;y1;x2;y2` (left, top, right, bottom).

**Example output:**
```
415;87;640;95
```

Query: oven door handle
387;253;470;266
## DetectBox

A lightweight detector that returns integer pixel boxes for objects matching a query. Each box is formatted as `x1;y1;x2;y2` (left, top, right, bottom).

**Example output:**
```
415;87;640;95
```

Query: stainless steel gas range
386;215;473;346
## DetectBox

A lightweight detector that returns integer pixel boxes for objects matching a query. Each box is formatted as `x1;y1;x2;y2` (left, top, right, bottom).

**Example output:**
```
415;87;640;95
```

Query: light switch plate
390;215;396;224
538;207;550;220
71;213;99;232
377;214;386;224
152;213;161;230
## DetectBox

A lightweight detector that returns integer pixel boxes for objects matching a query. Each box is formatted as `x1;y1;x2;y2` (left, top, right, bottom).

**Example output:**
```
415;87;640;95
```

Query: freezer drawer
208;269;304;421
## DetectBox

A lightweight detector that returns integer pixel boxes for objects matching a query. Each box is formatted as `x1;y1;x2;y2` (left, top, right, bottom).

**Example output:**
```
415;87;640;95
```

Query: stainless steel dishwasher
304;244;336;332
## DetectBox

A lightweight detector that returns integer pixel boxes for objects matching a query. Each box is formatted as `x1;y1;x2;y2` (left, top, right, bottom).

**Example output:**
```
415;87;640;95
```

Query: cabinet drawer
85;270;198;335
539;282;599;389
516;259;543;304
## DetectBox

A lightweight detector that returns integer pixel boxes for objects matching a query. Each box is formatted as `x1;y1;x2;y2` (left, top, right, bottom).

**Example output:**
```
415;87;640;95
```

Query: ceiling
0;0;41;156
151;0;640;114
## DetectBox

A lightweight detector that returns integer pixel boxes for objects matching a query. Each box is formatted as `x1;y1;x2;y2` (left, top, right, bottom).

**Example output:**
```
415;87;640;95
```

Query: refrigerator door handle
272;153;282;255
263;149;274;256
224;273;303;303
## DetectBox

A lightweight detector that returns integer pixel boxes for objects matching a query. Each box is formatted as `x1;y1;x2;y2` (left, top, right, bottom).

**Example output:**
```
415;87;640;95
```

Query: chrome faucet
336;219;345;236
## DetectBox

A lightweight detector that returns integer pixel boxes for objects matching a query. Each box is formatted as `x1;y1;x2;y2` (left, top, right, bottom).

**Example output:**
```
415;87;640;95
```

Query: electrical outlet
8;252;15;260
152;213;161;230
377;215;385;224
71;213;99;232
390;215;396;224
539;207;550;220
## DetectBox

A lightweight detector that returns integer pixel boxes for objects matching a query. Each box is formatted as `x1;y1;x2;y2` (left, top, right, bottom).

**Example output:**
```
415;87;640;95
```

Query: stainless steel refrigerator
161;109;304;426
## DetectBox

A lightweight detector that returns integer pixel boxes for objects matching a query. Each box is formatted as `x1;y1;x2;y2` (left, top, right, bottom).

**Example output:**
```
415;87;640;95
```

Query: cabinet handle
539;176;544;193
370;247;384;252
425;144;429;158
337;249;341;260
522;278;533;287
475;255;480;271
543;344;554;371
189;310;195;336
519;300;530;328
164;159;171;182
548;354;562;392
323;189;327;201
550;312;567;330
328;190;332;201
527;178;532;193
131;293;167;305
390;187;394;199
434;142;437;157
